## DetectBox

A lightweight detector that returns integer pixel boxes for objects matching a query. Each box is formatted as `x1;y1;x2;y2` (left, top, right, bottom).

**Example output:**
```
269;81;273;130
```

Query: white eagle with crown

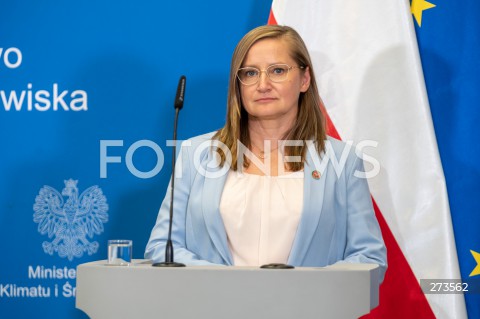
33;179;109;261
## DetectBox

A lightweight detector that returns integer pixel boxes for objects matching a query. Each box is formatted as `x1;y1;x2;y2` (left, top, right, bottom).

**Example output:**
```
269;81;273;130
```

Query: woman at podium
145;25;387;281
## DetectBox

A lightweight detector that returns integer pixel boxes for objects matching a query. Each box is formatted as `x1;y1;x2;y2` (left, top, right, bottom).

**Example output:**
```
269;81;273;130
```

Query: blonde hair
213;25;327;171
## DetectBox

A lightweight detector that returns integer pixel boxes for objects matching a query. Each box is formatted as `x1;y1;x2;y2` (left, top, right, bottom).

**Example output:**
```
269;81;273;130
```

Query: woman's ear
300;66;311;92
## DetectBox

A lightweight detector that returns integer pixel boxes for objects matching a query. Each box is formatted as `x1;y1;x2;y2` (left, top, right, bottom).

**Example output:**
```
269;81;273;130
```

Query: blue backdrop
0;1;271;318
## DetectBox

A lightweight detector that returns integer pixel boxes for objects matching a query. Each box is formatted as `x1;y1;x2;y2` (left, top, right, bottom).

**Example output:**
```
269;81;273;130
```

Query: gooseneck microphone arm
152;75;186;268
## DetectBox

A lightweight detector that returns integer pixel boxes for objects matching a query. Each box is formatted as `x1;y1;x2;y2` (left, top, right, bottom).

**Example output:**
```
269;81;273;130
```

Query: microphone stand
153;76;186;267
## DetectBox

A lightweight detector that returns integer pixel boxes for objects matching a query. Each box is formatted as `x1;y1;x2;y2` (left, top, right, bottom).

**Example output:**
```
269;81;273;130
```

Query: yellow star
411;0;436;27
469;250;480;277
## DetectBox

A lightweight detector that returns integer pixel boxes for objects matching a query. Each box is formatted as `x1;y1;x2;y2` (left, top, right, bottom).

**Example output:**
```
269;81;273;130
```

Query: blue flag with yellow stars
412;0;480;317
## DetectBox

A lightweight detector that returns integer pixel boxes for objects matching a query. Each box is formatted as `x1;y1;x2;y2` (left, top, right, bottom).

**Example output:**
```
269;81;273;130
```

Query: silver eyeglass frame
236;63;305;85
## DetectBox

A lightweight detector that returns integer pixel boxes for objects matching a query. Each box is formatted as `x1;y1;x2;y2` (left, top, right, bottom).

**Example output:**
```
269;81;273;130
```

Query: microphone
174;75;186;110
152;76;187;268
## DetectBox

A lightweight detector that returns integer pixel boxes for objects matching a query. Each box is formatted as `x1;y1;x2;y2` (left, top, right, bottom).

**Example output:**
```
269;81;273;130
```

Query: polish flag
268;0;467;317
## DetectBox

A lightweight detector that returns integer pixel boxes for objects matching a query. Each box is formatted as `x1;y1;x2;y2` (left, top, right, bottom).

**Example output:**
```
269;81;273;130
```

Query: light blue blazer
145;132;387;281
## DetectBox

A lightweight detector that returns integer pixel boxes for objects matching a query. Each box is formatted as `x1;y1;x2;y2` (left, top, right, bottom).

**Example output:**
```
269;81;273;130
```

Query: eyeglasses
236;64;305;85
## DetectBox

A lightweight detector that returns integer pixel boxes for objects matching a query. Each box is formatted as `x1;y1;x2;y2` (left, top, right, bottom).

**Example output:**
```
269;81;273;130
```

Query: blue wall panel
0;1;271;318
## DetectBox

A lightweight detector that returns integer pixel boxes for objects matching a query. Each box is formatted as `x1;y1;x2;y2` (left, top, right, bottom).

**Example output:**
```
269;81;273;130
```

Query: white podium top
76;260;380;319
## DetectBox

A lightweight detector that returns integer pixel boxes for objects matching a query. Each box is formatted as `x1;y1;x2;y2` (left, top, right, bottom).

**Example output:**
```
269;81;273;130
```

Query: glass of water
108;239;132;266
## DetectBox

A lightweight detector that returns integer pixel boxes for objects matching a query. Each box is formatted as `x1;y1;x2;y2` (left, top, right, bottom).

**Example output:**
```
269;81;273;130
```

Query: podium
76;260;380;319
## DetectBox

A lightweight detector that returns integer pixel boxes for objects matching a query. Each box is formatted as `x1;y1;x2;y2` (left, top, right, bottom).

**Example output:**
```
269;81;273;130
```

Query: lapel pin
311;170;321;180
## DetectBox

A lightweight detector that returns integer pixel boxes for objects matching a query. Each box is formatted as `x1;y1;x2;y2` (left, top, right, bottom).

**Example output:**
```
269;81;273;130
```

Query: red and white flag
269;0;466;317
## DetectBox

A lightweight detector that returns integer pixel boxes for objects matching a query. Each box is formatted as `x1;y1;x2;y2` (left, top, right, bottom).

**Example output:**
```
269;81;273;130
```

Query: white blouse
219;170;304;266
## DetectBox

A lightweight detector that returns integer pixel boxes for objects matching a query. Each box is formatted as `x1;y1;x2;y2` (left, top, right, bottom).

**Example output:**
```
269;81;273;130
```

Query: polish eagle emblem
33;179;109;261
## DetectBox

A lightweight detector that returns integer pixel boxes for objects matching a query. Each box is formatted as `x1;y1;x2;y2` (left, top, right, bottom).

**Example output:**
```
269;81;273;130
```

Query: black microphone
153;76;187;268
174;75;186;110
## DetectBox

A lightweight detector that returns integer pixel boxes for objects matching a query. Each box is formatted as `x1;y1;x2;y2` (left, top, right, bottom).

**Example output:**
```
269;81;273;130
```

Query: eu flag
413;0;480;317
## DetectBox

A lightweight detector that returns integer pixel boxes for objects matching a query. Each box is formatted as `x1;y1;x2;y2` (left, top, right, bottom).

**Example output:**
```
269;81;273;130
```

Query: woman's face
239;38;310;123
